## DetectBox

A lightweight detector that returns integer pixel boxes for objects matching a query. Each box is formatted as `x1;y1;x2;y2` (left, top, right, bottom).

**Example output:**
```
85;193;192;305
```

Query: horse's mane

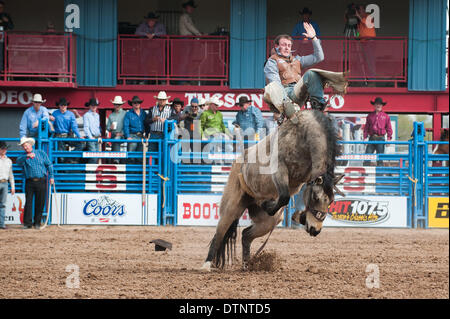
310;110;341;198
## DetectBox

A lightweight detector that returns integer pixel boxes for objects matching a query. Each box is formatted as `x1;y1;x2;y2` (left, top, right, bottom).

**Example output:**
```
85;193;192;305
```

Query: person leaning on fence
16;137;54;230
135;12;166;39
19;94;50;139
106;96;127;164
363;97;393;166
0;141;15;230
83;98;102;164
123;96;147;164
50;97;83;164
233;96;266;146
144;91;175;152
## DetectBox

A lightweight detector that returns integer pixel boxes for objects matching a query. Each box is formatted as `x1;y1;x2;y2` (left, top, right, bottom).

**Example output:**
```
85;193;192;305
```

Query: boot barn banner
50;193;158;226
4;194;26;225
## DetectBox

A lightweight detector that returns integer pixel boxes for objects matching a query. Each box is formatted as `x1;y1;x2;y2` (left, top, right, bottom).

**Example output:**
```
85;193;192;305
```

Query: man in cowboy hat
169;97;186;123
363;97;393;166
145;91;175;152
124;96;147;164
19;93;50;138
107;96;127;163
135;11;166;39
179;0;202;36
232;96;266;144
292;7;321;40
16;137;54;229
83;98;102;164
0;141;14;229
50;97;83;163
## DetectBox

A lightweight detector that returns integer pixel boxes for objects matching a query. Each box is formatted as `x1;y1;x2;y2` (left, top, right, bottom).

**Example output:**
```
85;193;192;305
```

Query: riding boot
310;97;327;112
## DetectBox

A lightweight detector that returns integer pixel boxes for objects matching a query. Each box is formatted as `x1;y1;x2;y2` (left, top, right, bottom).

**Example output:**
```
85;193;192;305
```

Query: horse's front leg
261;163;290;216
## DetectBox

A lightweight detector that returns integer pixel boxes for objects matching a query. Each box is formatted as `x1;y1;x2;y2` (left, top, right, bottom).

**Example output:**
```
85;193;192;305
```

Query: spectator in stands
123;96;146;164
363;97;392;166
145;91;175;152
83;98;102;164
233;96;266;144
179;0;202;36
50;97;83;163
292;7;320;40
19;94;50;138
0;141;14;230
182;97;203;138
356;4;376;84
16;137;54;230
0;1;13;30
106;96;127;163
135;12;166;39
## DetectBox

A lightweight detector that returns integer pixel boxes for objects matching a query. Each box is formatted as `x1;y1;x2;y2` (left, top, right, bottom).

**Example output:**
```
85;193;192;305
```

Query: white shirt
0;155;15;189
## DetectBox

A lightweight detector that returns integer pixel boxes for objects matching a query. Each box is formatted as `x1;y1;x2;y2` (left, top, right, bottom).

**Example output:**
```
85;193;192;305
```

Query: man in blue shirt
124;96;147;164
16;137;54;229
233;96;266;148
19;94;50;138
292;7;321;40
50;97;83;163
83;98;102;164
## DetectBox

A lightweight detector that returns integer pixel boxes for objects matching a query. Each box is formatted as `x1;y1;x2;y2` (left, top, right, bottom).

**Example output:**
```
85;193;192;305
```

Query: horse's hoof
200;261;211;272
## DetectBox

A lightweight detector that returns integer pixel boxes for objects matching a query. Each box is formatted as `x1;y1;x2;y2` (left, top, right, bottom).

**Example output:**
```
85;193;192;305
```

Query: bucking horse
201;71;347;271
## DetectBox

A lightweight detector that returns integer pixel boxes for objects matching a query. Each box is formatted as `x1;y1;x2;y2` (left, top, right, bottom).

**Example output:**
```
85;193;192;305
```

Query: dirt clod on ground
248;251;283;272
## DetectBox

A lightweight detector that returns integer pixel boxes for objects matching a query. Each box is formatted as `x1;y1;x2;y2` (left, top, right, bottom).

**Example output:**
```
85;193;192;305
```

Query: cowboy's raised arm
298;23;324;68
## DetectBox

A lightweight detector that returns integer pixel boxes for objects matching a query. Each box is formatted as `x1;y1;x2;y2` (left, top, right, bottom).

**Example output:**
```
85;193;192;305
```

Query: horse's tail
211;218;239;269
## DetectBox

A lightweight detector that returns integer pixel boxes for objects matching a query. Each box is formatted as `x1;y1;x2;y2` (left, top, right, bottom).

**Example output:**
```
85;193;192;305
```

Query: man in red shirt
363;97;392;166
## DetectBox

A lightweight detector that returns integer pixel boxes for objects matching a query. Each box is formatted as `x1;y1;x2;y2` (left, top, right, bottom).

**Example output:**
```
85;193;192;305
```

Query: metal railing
1;31;76;84
118;35;229;85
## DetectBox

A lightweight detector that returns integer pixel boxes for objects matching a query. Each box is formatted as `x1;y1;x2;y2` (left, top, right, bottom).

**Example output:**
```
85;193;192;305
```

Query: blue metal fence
2;119;448;228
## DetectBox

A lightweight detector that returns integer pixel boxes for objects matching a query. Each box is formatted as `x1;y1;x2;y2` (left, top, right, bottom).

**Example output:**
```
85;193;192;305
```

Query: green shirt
106;108;126;134
200;109;229;137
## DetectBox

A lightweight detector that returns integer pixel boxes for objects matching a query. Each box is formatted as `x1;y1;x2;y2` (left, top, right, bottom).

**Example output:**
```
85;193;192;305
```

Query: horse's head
299;174;345;236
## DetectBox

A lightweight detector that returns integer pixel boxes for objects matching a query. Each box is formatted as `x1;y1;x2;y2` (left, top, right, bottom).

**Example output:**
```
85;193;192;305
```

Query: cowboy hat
154;91;170;100
56;97;70;106
144;12;159;19
209;96;224;107
300;7;312;15
236;96;252;106
182;0;197;8
370;97;387;106
170;97;184;106
18;137;35;146
128;96;144;106
32;94;46;103
85;98;100;107
111;96;125;105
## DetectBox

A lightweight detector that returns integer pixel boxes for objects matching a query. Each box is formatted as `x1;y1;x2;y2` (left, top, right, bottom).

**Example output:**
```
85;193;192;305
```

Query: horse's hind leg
242;205;284;270
202;197;248;272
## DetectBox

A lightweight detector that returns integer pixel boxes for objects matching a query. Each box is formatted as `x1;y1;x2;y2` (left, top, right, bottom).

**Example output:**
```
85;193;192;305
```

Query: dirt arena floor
0;225;448;299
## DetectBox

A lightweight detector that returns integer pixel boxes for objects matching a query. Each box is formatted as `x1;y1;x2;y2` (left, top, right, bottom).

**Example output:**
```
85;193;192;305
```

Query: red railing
118;35;229;85
1;31;76;85
266;36;407;86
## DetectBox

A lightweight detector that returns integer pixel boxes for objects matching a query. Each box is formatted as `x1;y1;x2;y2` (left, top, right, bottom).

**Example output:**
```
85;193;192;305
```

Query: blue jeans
0;182;7;228
86;140;99;164
301;70;326;104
